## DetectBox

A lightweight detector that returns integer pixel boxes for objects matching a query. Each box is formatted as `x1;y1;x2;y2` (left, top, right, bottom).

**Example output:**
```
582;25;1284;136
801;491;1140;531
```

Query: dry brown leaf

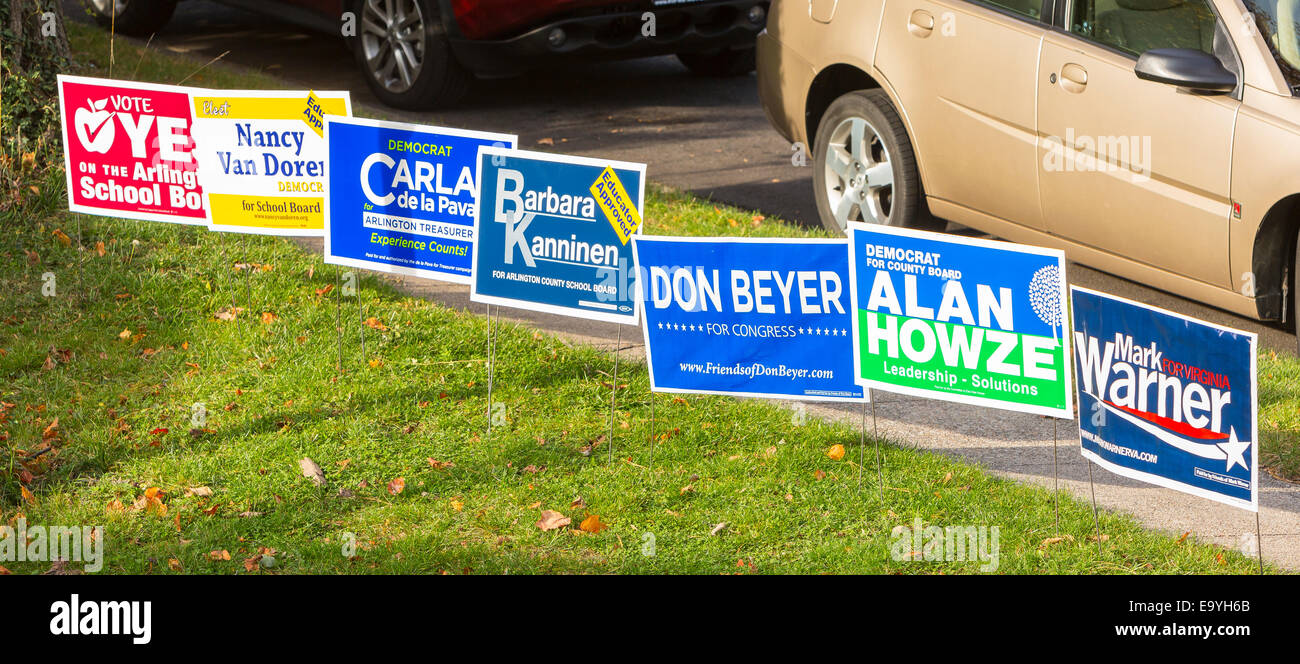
535;509;571;531
207;550;231;561
827;444;846;461
387;477;406;495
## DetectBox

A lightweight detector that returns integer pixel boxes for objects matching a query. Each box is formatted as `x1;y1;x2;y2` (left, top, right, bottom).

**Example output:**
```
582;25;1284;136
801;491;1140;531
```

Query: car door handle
907;10;934;37
1059;63;1088;93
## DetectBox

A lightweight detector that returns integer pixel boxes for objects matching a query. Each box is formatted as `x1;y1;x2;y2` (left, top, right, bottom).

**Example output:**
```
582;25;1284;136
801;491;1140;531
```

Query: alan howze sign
1072;287;1258;510
633;237;865;402
848;223;1072;418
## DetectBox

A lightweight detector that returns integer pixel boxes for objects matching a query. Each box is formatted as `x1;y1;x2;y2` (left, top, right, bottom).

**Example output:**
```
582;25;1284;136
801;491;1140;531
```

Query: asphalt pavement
65;1;1300;568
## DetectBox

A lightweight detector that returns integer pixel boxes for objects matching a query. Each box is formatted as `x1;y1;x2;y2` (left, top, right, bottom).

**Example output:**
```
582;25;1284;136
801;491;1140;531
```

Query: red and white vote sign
57;75;206;224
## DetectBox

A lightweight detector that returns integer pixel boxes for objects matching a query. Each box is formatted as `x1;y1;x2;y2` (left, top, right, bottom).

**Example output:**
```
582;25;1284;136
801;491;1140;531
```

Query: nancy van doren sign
58;75;205;225
471;148;645;324
1072;287;1258;510
192;89;351;236
848;223;1072;418
325;116;516;283
633;237;865;402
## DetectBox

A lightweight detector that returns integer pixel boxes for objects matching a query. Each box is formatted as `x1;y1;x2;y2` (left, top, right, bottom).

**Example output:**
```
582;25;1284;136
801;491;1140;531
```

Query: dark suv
87;0;769;108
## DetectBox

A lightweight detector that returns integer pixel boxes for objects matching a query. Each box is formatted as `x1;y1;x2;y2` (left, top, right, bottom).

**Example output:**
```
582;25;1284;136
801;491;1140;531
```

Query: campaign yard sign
470;148;645;325
847;223;1072;418
192;90;351;236
58;75;205;225
634;237;865;402
1072;287;1258;511
324;116;516;283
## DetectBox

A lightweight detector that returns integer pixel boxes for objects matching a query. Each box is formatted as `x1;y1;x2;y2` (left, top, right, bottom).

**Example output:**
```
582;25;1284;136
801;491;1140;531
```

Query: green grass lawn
0;23;1282;575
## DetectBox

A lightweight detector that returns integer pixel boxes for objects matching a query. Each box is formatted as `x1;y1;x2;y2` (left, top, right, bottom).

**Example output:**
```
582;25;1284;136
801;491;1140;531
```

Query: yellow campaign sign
191;89;350;236
590;166;642;246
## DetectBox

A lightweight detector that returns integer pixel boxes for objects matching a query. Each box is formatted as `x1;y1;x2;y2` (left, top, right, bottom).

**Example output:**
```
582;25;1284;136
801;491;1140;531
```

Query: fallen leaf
827;444;846;461
449;498;463;511
710;522;728;536
207;550;231;561
20;485;35;505
814;469;826;481
298;457;326;486
52;229;71;247
387;477;406;495
535;510;571;531
363;317;388;331
95;241;106;257
187;486;213;498
118;328;132;340
261;312;277;324
579;514;608;533
168;558;182;571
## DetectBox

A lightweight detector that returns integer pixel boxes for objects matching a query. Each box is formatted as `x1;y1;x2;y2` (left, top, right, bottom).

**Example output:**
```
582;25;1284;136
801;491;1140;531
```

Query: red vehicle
87;0;769;108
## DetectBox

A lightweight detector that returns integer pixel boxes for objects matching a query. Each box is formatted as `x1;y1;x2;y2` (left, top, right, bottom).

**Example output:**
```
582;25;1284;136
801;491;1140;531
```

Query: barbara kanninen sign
1072;287;1258;511
633;237;865;402
848;223;1072;418
192;89;351;236
57;75;205;225
470;148;645;324
324;116;516;283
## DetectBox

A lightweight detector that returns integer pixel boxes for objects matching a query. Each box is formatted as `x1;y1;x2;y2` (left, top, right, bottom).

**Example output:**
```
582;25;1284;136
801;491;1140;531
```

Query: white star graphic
657;322;663;330
1217;428;1251;472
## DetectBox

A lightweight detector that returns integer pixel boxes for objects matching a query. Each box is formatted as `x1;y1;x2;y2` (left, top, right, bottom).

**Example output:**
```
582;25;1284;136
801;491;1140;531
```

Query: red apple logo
74;98;115;154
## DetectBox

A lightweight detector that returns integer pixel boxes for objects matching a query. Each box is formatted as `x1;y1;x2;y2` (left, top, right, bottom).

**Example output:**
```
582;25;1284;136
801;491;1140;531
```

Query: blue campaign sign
470;148;645;324
324;116;516;283
1072;286;1258;511
634;237;865;402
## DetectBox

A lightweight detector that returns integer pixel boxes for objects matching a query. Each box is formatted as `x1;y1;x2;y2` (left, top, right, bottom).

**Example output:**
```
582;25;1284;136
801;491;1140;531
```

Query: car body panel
758;0;1300;323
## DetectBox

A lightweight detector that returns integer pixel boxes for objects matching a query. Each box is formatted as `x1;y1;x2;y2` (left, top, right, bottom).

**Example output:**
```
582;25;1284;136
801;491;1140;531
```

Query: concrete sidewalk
298;238;1300;571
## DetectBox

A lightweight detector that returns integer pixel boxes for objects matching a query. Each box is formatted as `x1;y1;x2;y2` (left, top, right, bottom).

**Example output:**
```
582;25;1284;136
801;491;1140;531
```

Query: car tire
88;0;178;37
676;47;757;77
812;89;943;235
352;0;470;110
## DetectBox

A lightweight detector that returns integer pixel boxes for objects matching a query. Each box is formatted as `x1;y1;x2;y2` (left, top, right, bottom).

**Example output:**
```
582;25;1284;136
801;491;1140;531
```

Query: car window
976;0;1044;20
1070;0;1219;56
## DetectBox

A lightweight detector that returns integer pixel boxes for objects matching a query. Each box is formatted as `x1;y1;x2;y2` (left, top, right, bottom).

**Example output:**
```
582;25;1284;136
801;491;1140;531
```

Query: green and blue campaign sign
633;237;865;402
847;223;1072;418
323;115;515;283
1072;287;1258;511
470;148;645;324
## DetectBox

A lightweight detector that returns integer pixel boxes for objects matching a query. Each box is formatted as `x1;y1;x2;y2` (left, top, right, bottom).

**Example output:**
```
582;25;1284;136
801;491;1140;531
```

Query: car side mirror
1134;48;1237;94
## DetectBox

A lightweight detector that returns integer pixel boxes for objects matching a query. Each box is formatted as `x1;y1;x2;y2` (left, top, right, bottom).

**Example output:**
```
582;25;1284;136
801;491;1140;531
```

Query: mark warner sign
1072;287;1258;511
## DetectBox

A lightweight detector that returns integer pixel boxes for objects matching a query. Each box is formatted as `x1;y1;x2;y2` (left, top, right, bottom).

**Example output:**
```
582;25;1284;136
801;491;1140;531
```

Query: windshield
1245;0;1300;91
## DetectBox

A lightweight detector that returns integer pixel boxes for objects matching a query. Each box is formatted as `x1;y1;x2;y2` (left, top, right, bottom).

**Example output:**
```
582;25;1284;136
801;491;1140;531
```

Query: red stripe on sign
1106;401;1228;441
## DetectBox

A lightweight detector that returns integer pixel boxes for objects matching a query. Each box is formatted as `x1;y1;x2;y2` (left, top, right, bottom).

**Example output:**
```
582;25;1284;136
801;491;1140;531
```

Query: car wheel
88;0;178;37
676;47;756;77
353;0;470;109
812;90;942;235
